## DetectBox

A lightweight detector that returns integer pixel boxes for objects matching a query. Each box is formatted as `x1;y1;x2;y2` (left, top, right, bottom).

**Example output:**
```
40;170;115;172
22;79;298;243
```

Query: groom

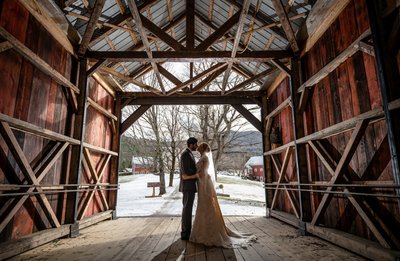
179;137;198;240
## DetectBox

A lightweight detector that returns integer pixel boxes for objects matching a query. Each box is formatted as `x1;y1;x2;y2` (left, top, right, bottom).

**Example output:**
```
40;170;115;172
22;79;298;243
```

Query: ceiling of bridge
58;0;313;95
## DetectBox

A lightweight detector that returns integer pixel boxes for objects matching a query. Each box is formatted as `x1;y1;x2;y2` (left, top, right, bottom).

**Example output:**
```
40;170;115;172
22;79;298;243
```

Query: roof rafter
86;50;291;63
127;0;165;94
78;0;106;55
221;0;251;93
271;0;300;53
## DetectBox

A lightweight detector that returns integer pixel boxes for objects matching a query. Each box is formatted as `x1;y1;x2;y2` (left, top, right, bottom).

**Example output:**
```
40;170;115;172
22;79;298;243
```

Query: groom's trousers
181;191;195;239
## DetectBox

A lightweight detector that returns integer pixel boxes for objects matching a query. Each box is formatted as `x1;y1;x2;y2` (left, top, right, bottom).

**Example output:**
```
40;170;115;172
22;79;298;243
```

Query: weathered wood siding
268;0;400;243
0;0;114;242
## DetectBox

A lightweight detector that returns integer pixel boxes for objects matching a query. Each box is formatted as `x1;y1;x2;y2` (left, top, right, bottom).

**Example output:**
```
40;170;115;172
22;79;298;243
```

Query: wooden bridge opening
0;0;399;260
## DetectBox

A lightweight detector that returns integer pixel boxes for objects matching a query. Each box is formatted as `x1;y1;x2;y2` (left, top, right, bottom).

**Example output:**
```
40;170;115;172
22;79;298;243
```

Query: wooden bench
146;182;161;198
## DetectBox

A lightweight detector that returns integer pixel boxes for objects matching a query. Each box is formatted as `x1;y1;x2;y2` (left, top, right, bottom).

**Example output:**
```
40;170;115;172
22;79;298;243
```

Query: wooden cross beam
167;63;226;95
139;14;185;51
0;122;63;231
269;147;298;217
0;141;69;233
221;0;251;93
311;120;370;226
189;65;228;94
308;138;400;249
78;149;111;219
78;0;106;55
120;105;152;134
226;67;278;94
195;12;241;51
231;104;262;132
271;0;299;53
86;50;292;63
126;0;166;93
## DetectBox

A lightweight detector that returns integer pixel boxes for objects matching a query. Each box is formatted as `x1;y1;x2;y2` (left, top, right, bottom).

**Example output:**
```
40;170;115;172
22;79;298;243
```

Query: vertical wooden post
67;58;88;231
366;0;400;198
289;57;311;233
109;92;121;217
261;95;273;215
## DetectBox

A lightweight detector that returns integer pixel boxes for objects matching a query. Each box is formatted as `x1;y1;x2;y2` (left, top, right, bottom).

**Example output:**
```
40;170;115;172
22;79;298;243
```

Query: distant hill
224;130;263;155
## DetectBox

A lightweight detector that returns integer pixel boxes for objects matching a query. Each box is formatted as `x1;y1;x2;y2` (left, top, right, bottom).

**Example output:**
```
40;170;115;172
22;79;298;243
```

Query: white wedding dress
189;152;256;248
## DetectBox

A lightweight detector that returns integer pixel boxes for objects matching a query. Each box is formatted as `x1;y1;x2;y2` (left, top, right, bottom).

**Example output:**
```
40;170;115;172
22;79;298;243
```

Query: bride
183;142;256;248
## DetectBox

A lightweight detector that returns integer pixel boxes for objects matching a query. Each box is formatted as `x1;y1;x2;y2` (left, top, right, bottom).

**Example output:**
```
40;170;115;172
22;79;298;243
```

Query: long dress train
189;153;256;248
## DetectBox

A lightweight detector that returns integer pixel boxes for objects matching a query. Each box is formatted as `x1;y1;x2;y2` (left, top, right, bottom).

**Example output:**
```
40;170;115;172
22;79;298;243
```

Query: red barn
131;157;153;174
244;156;264;181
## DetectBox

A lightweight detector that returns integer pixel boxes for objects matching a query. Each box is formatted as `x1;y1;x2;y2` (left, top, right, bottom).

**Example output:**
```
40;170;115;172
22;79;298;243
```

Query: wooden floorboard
7;216;366;261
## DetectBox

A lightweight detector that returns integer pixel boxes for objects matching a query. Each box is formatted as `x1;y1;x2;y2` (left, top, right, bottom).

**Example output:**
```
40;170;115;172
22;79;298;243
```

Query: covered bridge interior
0;0;399;260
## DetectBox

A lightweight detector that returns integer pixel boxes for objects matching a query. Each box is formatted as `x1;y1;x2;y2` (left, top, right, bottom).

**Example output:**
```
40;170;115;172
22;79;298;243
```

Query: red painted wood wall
0;0;114;242
268;0;400;243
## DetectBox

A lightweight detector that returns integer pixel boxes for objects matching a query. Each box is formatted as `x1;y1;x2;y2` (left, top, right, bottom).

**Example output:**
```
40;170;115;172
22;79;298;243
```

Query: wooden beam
126;0;165;93
221;0;251;93
271;59;291;76
195;12;241;51
226;67;278;94
86;50;291;62
186;0;195;49
99;67;161;93
311;120;370;226
78;0;106;55
139;14;184;51
0;122;61;228
300;0;352;56
121;105;151;134
0;26;79;93
270;148;293;209
265;97;291;120
87;59;107;77
83;142;118;156
127;96;260;105
231;104;262;132
298;29;371;92
190;65;228;94
167;63;226;95
87;97;117;121
271;0;299;53
0;113;80;145
18;0;77;55
0;40;12;53
92;72;116;97
157;64;182;85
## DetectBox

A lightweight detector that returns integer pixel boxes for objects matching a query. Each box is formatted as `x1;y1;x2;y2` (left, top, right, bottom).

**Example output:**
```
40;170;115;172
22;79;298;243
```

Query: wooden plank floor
7;216;365;261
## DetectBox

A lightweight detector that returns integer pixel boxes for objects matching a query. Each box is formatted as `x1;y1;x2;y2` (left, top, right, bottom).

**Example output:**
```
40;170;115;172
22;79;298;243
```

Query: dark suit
179;148;197;239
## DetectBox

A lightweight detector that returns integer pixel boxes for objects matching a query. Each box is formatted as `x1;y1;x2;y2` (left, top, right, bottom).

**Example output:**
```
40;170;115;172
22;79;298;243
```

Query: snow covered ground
116;173;266;217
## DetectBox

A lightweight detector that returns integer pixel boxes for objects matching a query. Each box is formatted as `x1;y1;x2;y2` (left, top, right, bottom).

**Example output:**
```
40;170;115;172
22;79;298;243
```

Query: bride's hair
197;142;211;154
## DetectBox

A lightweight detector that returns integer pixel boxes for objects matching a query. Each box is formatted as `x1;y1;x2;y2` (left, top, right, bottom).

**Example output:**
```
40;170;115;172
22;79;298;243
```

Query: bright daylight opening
117;63;266;217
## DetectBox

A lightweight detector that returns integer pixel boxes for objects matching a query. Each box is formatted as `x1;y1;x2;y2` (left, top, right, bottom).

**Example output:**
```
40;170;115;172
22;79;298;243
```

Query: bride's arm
181;173;199;180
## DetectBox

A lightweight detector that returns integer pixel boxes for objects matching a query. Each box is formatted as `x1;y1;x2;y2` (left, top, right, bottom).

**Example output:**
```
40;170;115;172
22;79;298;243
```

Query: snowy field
116;173;266;217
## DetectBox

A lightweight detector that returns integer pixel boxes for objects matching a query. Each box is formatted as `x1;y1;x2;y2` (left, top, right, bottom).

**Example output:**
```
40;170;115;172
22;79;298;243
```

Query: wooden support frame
226;67;278;94
120;105;152;134
298;29;371;92
166;63;226;95
186;0;195;50
99;67;161;94
78;149;111;220
271;0;299;53
86;50;291;63
189;65;228;94
221;0;251;93
126;0;165;93
231;104;262;132
0;122;63;231
195;12;241;51
77;0;106;55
